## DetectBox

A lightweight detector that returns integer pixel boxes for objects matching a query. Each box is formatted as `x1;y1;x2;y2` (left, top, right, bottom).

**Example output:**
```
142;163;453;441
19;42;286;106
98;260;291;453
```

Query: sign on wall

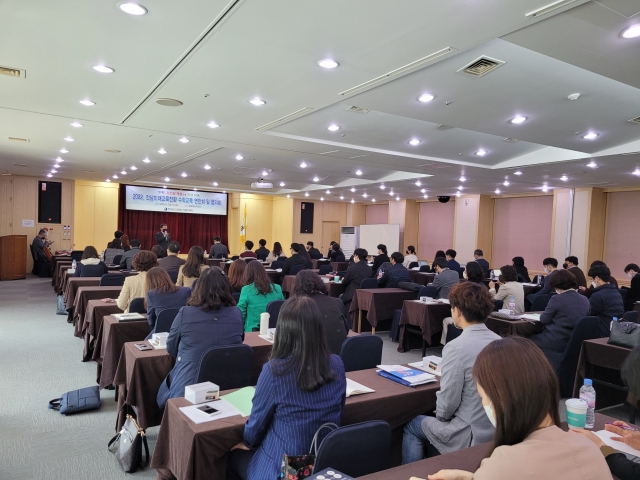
125;185;227;216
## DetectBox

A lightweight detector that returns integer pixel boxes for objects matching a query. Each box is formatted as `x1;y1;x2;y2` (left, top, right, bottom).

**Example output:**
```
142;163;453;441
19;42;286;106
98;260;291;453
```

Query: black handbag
48;386;101;414
108;414;149;473
609;321;640;348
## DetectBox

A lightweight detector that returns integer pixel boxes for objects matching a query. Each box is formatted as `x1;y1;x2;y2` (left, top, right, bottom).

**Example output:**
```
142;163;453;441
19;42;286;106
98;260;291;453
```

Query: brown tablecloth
151;368;440;480
81;301;123;362
407;270;435;285
53;262;73;293
349;288;418;331
113;333;276;431
573;337;632;399
397;300;451;352
331;261;350;272
281;274;346;299
485;314;542;337
72;286;122;336
311;258;330;269
99;315;150;388
64;277;101;311
206;258;225;268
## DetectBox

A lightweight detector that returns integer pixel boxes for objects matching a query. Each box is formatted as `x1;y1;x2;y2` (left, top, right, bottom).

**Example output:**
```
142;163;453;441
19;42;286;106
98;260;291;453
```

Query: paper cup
260;312;270;335
565;398;588;429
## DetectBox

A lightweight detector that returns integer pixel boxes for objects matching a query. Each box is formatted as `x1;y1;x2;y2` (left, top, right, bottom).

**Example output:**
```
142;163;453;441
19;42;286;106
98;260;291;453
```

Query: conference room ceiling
0;0;639;201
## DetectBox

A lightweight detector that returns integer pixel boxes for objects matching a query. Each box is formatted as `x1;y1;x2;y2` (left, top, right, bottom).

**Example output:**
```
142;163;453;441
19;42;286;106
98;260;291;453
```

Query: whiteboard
359;224;400;256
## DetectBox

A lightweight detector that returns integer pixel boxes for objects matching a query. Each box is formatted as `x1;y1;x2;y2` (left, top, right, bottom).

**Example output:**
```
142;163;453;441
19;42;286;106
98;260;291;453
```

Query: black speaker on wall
38;181;62;224
300;202;314;234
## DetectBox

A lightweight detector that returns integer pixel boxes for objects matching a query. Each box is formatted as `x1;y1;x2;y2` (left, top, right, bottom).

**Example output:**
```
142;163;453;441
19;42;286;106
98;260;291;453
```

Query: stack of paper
594;430;640;457
376;365;437;387
520;313;541;321
346;378;375;397
179;398;242;424
114;313;145;322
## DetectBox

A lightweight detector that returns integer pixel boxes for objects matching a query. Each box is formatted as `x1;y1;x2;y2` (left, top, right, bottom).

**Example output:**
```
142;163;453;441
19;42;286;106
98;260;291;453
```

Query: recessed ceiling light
312;176;319;182
510;116;527;124
408;139;421;146
260;170;268;176
495;189;501;194
204;165;211;170
64;137;75;142
503;180;510;186
164;177;170;182
389;191;394;196
423;194;428;199
106;178;111;182
51;169;57;173
56;157;64;162
476;149;487;156
380;185;385;190
119;3;147;15
249;98;266;106
60;148;69;153
633;168;640;176
120;170;127;175
587;161;598;169
213;182;218;186
317;59;339;69
542;184;549;192
622;25;640;39
351;199;355;204
47;174;52;178
79;100;95;106
363;193;368;198
235;155;243;160
179;137;189;143
326;190;331;194
304;192;309;197
583;132;599;140
372;198;376;202
514;170;523;175
418;94;434;103
113;175;118;179
181;172;187;177
560;175;568;181
396;196;400;201
456;191;461;197
327;124;340;132
207;122;220;129
222;191;226;194
355;170;363;176
459;176;466;182
130;166;137;170
300;162;307;168
143;158;150;163
415;180;421;186
194;188;198;191
320;197;325;201
280;182;285;187
158;148;167;154
70;122;83;128
286;194;291;198
340;195;344;200
350;187;356;192
163;185;166;188
420;189;426;193
93;65;114;73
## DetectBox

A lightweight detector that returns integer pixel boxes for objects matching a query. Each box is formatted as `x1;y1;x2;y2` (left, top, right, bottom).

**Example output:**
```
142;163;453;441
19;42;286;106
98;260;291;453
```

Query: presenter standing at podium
156;223;171;254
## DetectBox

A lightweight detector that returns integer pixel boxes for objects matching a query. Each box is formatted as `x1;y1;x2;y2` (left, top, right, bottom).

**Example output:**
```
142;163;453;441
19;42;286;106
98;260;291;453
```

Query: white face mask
628;273;634;279
451;308;458;328
543;266;549;274
591;280;597;288
484;402;497;428
463;270;468;280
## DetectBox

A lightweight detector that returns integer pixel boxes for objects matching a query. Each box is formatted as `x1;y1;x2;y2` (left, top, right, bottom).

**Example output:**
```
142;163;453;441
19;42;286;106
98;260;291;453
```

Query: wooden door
322;221;340;255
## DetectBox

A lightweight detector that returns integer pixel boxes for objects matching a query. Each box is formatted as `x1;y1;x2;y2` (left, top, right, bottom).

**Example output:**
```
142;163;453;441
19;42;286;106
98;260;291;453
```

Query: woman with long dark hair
265;241;286;264
75;245;108;277
145;267;191;336
177;246;208;288
156;268;243;409
426;337;611;480
227;296;346;480
227;259;247;293
237;261;284;331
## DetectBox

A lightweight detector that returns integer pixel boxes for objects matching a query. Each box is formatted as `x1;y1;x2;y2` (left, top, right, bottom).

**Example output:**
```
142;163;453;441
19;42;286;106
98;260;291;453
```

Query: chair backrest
339;335;383;372
335;253;346;262
306;260;313;270
191;279;198;290
318;265;332;275
232;291;240;302
244;257;257;263
290;264;305;275
29;243;37;263
419;265;431;273
557;316;602;398
517;273;529;283
167;269;179;284
314;421;391;477
417;286;434;298
79;264;105;278
99;273;126;287
112;254;123;265
71;251;83;262
619;289;628;302
408;262;419;269
266;300;285;328
195;344;254;390
457;267;465;279
128;297;146;314
154;308;181;334
216;253;227;259
359;278;378;290
231;255;239;261
256;252;268;261
271;259;285;270
530;294;551;312
310;252;323;259
623;311;639;323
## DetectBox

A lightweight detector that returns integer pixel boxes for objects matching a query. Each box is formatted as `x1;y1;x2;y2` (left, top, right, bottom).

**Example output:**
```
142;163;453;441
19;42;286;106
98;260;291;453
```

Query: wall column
453;195;494;265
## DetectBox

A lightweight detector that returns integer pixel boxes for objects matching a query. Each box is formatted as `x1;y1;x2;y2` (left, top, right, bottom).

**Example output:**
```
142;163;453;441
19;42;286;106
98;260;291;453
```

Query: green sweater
237;283;284;332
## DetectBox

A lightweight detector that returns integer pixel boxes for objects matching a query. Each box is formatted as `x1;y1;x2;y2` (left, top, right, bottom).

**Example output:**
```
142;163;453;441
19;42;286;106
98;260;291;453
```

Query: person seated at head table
117;250;158;313
488;265;525;313
265;241;286;265
158;241;185;272
107;230;123;250
176;246;209;289
254;239;270;261
424;337;613;480
151;244;165;260
402;283;500;463
227;258;248;293
209;235;228;259
226;296;346;480
341;248;373;306
445;249;460;272
239;240;257;258
119;239;141;269
156;268;244;409
328;242;345;262
120;234;132;252
306;241;322;259
563;255;587;288
377;252;410;288
74;245;108;277
473;249;490;278
572;344;640;480
371;244;390;276
622;263;640;312
237;260;284;332
526;257;559;305
578;260;619;298
32;228;53;262
528;268;590;372
144;266;191;338
281;243;308;275
512;256;530;283
292;270;348;354
403;245;419;268
587;263;624;337
430;257;460;300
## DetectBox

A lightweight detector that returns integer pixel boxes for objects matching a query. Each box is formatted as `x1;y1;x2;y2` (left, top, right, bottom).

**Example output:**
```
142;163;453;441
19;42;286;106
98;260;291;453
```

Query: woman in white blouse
116;250;158;313
403;245;419;268
488;265;525;314
265;241;286;265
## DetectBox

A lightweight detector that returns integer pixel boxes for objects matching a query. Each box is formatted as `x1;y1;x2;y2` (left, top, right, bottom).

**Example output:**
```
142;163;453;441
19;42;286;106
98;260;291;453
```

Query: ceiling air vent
231;167;253;174
458;56;505;77
8;137;29;142
436;124;455;130
156;98;183;107
105;149;121;153
628;116;640;124
0;66;24;78
502;137;519;143
346;105;370;114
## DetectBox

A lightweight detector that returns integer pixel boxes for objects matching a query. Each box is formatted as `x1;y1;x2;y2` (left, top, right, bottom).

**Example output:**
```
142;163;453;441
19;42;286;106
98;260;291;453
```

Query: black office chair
112;255;123;266
154;308;180;334
71;251;83;262
271;260;285;270
191;279;198;290
530;294;550;312
419;265;431;273
99;273;126;287
623;311;639;323
310;252;323;260
517;273;529;283
335;254;346;262
619;289;628;303
419;285;438;298
79;264;107;277
305;261;313;270
216;253;227;259
556;316;602;398
128;297;146;314
290;264;305;275
266;300;285;328
230;255;239;261
339;335;383;372
256;252;268;261
232;291;240;302
457;267;465;279
359;278;378;289
195;344;254;390
408;262;419;269
313;421;391;477
244;257;258;264
167;269;179;284
318;265;332;275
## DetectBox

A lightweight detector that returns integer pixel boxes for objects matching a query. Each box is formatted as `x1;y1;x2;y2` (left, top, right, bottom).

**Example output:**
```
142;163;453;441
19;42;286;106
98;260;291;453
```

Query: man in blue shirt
378;252;410;288
446;249;460;272
526;257;558;306
474;249;490;278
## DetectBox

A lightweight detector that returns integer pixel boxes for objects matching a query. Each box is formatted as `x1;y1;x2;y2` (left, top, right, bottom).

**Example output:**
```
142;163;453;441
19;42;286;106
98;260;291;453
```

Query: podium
0;235;27;280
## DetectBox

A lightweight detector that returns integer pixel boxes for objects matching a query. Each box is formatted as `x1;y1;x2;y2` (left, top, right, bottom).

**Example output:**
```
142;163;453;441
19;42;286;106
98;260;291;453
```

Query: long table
407;270;435;285
281;275;346;299
151;368;440;480
350;288;418;334
72;286;122;337
485;313;543;337
397;300;451;352
98;315;150;387
82;300;123;362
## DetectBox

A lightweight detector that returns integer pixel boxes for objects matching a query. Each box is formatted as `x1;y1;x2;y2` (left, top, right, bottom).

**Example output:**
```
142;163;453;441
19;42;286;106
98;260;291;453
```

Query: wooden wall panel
293;200;347;251
477;195;495;266
404;200;419;253
586;188;606;269
228;193;273;255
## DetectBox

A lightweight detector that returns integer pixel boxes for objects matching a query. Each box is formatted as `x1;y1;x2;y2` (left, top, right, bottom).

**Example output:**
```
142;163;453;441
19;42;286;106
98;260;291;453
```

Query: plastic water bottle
508;295;516;316
72;259;77;270
611;316;618;331
579;378;596;429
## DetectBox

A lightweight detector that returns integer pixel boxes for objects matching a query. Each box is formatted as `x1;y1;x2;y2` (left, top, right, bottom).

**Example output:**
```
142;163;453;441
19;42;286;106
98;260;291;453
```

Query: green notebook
222;387;255;417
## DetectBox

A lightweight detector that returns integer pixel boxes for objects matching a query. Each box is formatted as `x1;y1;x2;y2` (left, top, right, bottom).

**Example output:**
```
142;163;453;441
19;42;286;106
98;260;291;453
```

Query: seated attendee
265;242;286;265
306;241;322;259
107;230;123;250
176;246;209;288
74;246;108;277
474;249;490;278
120;234;132;252
297;243;311;262
446;249;460;272
588;263;624;337
403;283;499;463
403;245;419;268
227;296;346;480
117;250;157;313
579;260;619;297
145;267;191;336
427;337;612;480
239;240;257;258
119;239;141;269
238;260;284;332
32;229;53;262
441;262;487;344
378;252;410;288
433;250;446;265
564;255;587;288
292;270;348;354
158;241;185;272
151;245;165;260
573;344;640;480
281;243;307;275
512;256;530;282
326;240;338;259
156;268;243;409
430;257;460;300
526;257;558;305
622;263;640;311
371;244;390;276
228;259;247;293
341;248;372;306
254;239;270;261
529;269;591;372
328;243;345;262
209;236;228;259
489;265;525;313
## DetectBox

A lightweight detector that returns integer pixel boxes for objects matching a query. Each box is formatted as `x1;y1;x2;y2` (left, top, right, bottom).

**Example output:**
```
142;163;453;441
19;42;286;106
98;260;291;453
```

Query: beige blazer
116;272;147;313
176;264;209;288
474;425;612;480
490;281;525;314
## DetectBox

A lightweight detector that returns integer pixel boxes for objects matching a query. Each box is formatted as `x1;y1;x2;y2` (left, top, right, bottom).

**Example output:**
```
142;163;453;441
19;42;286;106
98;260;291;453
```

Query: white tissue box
151;332;169;347
185;382;220;404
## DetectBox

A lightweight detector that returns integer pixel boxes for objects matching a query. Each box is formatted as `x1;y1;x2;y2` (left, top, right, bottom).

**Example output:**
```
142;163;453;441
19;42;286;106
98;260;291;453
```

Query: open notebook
346;378;375;397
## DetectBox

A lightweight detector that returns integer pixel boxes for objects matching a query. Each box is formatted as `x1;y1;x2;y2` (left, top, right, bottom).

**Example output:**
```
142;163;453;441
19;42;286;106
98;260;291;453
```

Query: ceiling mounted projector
251;178;273;189
437;196;450;203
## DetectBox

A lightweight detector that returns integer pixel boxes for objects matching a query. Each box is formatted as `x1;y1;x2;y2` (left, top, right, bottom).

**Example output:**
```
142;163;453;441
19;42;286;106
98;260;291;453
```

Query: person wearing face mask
426;337;613;480
563;256;587;288
621;263;640;311
440;263;486;344
403;245;419;268
578;260;619;298
155;223;171;254
429;257;460;300
587;263;624;337
402;283;499;464
525;257;558;307
528;269;591;372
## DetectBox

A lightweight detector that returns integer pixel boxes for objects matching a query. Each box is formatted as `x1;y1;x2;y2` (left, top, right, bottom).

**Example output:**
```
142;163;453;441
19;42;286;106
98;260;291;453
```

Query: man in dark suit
119;239;141;269
378;252;410;288
158;241;185;271
474;249;490;278
623;263;640;311
526;257;559;306
446;249;460;272
155;223;170;253
588;263;624;337
564;256;587;289
341;248;372;305
282;243;308;276
306;241;322;259
254;239;270;261
431;257;460;299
